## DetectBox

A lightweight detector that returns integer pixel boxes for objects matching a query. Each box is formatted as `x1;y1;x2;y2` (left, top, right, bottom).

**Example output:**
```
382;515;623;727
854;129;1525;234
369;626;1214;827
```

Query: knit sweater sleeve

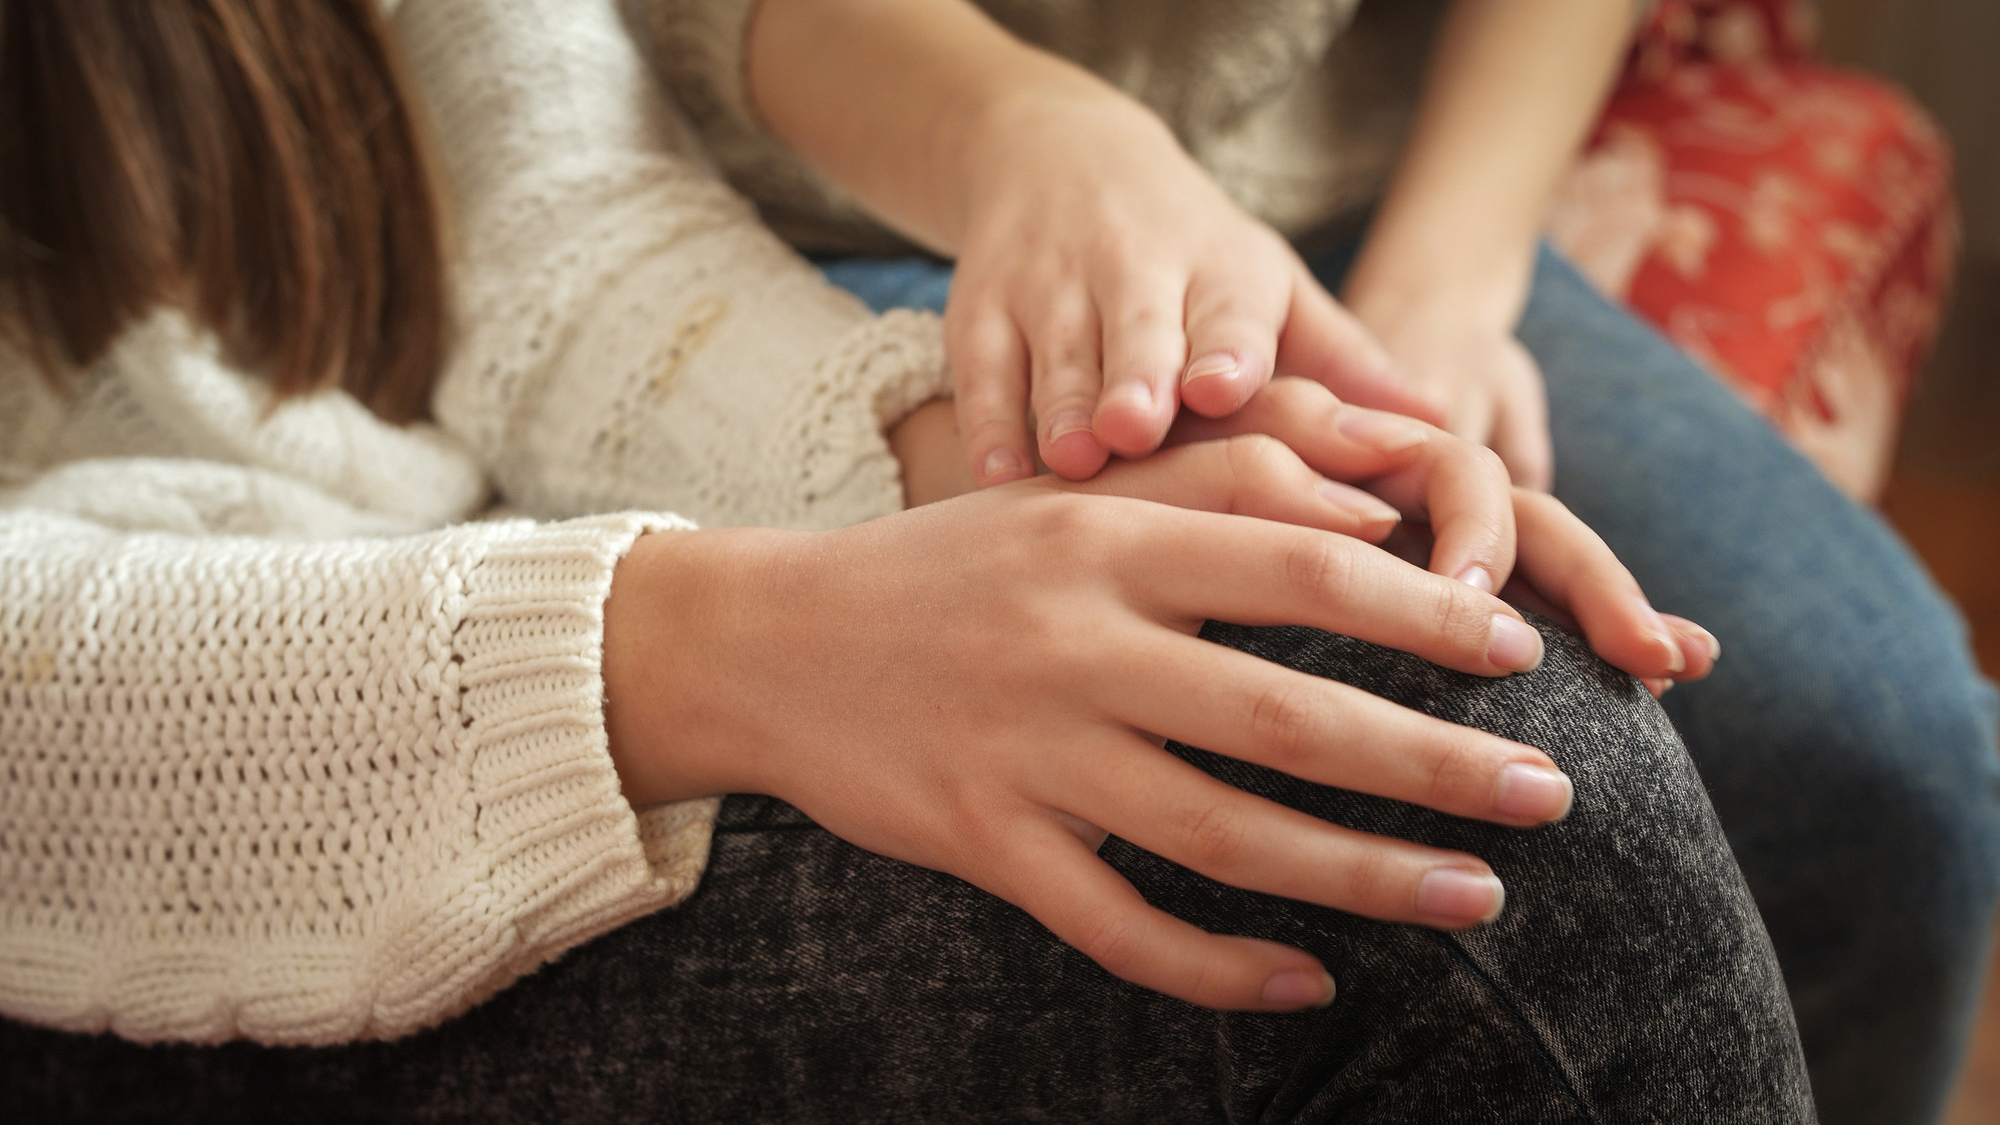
0;506;718;1044
402;0;948;530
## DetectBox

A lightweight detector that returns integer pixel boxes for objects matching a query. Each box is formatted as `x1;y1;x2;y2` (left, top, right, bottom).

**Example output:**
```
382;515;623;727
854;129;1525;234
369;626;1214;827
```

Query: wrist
602;527;801;806
1343;232;1534;336
950;73;1178;244
890;398;977;507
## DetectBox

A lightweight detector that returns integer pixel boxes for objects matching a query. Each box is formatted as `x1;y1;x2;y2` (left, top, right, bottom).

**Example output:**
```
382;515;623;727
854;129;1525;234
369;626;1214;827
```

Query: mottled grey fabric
0;618;1815;1122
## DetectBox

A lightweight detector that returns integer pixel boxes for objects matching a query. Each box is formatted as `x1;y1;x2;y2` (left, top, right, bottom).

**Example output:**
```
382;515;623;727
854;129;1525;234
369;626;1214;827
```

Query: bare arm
747;0;1419;486
1343;0;1638;488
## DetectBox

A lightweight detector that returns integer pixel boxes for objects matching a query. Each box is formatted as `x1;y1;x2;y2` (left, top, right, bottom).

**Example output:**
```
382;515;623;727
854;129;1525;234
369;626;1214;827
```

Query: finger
1661;613;1720;682
1064;740;1509;928
1508;490;1691;680
944;298;1036;487
1177;256;1288;418
1166;377;1432;481
1164;381;1518;594
1282;273;1444;425
1109;501;1546;677
1490;360;1555;491
1090;625;1571;827
1093;276;1188;458
1388;437;1517;597
994;812;1335;1011
1059;434;1401;540
1026;297;1112;480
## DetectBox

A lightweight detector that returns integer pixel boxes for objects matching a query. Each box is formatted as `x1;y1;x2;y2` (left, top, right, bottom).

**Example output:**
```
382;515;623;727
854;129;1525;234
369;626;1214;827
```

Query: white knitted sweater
0;0;948;1045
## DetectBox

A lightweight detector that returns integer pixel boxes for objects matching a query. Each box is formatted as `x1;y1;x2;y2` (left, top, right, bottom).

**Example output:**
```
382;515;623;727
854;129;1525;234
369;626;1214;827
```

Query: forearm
1345;0;1636;325
746;0;1157;255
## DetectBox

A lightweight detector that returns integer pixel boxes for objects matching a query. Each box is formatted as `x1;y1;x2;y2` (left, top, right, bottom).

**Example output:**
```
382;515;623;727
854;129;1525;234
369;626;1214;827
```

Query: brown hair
0;0;448;423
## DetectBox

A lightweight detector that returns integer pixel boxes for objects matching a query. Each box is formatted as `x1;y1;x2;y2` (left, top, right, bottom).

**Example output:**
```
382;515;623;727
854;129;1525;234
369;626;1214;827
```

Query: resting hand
947;92;1437;487
1161;377;1712;692
603;445;1577;1013
1344;291;1556;491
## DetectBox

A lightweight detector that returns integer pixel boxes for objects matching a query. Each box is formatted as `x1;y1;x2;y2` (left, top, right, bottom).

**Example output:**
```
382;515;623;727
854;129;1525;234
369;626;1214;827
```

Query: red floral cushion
1546;0;1956;499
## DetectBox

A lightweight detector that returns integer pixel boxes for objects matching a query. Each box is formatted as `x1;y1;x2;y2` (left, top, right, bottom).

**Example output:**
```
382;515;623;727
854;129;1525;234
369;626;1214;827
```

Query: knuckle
1284;534;1355;604
1468;443;1509;481
1424;732;1492;811
1074;910;1145;979
1222;432;1292;483
1247;681;1320;769
1430;581;1492;653
1178;801;1251;871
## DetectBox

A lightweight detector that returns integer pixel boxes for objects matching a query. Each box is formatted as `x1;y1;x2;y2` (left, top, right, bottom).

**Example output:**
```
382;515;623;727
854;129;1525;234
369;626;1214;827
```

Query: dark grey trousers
0;620;1816;1122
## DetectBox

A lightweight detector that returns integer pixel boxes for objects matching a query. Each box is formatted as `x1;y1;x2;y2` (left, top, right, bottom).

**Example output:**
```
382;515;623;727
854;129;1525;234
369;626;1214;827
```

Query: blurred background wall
1819;0;2000;476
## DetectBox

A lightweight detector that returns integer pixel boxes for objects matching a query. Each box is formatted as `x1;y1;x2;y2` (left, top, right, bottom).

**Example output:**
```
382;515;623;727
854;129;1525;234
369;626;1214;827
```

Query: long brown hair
0;0;448;423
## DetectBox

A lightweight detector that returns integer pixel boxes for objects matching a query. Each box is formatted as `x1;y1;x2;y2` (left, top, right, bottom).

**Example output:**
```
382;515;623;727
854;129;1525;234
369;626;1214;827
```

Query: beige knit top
0;0;947;1045
625;0;1451;255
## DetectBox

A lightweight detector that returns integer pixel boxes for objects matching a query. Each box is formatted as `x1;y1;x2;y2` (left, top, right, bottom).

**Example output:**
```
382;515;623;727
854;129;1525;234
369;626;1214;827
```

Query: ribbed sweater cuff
373;512;722;1035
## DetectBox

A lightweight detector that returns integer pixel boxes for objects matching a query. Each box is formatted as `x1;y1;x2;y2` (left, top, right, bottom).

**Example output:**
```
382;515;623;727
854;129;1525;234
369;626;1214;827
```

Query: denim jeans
817;242;2000;1125
1;620;1815;1123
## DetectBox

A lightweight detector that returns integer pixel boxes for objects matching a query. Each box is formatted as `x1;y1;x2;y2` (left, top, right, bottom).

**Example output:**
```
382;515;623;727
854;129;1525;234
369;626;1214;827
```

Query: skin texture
745;0;1437;486
602;385;1716;1013
1341;0;1635;490
747;0;1634;490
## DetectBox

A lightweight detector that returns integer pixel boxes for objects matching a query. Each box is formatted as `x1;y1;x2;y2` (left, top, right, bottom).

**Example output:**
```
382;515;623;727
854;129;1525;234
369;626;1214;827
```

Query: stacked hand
604;383;1713;1013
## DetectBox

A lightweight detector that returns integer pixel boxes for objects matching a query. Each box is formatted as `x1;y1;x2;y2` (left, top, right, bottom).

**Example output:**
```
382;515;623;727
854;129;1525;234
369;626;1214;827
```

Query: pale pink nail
1046;409;1093;442
1416;868;1505;925
1487;615;1544;673
1454;565;1495;594
1631;594;1685;674
1182;352;1239;386
1335;409;1429;453
980;447;1029;484
1493;762;1573;822
1317;480;1401;523
1261;968;1336;1009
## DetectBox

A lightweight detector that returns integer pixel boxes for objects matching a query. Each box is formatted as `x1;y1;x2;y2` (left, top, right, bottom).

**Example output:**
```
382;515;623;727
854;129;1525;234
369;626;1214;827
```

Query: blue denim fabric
819;244;2000;1125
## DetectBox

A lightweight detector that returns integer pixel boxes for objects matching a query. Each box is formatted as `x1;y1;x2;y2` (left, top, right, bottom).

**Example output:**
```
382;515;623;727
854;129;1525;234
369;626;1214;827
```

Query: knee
1681;618;2000;919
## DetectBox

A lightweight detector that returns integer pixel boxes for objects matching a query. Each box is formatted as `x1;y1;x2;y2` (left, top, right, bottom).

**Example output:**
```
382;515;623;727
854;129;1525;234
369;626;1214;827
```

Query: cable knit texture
410;0;950;530
1;0;948;1044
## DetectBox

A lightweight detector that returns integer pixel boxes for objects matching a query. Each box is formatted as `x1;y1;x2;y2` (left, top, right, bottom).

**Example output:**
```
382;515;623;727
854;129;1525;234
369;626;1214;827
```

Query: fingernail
1108;381;1153;415
1316;479;1401;524
1493;762;1573;822
1631;595;1684;674
1681;623;1721;663
1183;351;1239;386
1047;409;1093;442
1454;565;1494;595
1416;867;1506;925
1335;409;1429;453
1487;615;1543;673
980;447;1029;484
1261;968;1336;1009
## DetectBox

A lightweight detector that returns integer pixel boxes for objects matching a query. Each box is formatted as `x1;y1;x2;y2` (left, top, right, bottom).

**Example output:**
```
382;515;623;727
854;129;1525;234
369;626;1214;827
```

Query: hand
603;443;1580;1013
945;91;1438;488
1342;293;1556;491
895;378;1715;690
1160;377;1713;690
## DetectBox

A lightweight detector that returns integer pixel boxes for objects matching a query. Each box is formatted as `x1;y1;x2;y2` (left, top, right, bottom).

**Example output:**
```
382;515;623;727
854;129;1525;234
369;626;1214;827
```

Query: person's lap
821;241;2000;1123
0;620;1812;1123
1505;247;2000;1125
